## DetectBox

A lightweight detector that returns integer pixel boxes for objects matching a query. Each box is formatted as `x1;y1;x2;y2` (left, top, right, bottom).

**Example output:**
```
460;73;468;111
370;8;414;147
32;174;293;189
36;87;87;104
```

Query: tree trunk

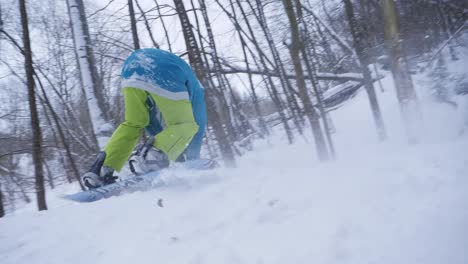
36;78;85;190
383;0;423;144
154;0;172;51
173;0;236;167
229;0;294;142
0;183;5;218
250;0;305;138
128;0;140;50
19;0;47;211
5;180;15;212
41;108;57;189
67;0;109;147
282;0;329;161
343;0;387;141
436;0;457;61
135;0;159;49
198;0;255;146
43;160;55;189
296;0;336;159
190;0;239;148
0;1;3;31
229;1;269;136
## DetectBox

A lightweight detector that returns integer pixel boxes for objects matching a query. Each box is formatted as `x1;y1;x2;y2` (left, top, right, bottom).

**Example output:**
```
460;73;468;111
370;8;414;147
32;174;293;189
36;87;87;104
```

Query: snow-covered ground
2;137;468;264
2;62;468;263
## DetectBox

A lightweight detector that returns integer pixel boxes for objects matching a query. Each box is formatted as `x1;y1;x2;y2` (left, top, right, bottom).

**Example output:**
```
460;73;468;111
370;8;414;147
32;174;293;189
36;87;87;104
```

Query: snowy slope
1;136;468;264
2;69;468;264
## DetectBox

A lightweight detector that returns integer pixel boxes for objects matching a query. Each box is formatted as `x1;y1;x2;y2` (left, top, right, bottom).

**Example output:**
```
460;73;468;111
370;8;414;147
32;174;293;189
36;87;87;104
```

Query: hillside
2;69;468;263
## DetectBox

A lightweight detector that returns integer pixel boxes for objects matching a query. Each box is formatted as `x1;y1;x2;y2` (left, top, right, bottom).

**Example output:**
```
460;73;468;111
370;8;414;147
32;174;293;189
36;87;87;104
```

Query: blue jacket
121;48;207;160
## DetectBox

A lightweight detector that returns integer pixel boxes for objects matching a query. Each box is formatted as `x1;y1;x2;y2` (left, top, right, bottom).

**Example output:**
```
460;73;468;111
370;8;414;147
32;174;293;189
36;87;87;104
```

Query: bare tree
383;0;423;143
343;0;387;141
228;0;269;136
135;0;159;49
249;0;305;139
128;0;140;50
0;182;4;218
189;0;240;151
19;0;47;211
67;0;110;148
221;0;294;142
282;0;329;161
173;0;236;167
154;0;171;51
0;1;3;33
435;0;458;61
198;0;257;149
295;0;336;159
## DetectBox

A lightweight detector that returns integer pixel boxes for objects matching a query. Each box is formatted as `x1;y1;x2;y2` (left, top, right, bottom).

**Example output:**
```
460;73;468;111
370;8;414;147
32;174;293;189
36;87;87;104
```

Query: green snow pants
103;87;199;171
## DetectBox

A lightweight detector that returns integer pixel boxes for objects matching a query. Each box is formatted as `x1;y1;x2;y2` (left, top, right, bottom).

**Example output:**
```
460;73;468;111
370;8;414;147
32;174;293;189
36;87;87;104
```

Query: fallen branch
215;64;365;82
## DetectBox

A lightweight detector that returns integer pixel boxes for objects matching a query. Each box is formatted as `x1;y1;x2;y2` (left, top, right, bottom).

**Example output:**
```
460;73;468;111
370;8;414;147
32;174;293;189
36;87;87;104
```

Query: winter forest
1;0;468;263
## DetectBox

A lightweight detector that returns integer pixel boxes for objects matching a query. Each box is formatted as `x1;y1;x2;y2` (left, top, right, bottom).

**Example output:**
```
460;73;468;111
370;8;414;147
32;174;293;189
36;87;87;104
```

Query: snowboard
63;159;217;203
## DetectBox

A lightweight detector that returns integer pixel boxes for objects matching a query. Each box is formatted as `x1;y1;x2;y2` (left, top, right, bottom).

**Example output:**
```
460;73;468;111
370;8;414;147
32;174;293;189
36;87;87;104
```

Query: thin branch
135;0;160;48
427;20;468;68
87;0;117;18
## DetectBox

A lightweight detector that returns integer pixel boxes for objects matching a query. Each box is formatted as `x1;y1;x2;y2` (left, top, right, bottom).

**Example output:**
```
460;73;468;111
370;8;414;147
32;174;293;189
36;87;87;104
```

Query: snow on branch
215;64;365;82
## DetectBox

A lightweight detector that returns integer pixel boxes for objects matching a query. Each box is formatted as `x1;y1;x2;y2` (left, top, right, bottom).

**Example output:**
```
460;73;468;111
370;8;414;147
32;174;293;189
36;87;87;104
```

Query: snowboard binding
128;136;169;176
82;152;118;189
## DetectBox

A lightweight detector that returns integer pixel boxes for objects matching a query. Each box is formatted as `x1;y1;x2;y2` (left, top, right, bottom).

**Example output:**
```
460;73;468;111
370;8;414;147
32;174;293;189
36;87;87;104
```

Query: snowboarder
82;48;207;189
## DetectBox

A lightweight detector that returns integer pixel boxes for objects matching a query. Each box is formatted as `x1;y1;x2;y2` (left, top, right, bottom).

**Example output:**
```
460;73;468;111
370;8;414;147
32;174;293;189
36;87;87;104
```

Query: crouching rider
82;48;208;189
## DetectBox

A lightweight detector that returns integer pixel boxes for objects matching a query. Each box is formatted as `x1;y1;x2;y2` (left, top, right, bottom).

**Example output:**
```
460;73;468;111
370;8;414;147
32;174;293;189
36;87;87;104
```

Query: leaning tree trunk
67;0;110;148
229;0;293;141
436;0;457;61
383;0;423;144
135;0;160;49
250;0;304;138
189;0;239;149
198;0;255;144
295;0;336;159
173;0;236;167
343;0;387;141
19;0;47;211
282;0;329;161
229;0;269;136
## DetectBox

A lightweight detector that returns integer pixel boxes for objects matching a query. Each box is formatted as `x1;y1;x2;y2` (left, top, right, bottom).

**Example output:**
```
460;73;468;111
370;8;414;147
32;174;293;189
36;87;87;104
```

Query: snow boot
129;137;169;175
82;152;118;189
